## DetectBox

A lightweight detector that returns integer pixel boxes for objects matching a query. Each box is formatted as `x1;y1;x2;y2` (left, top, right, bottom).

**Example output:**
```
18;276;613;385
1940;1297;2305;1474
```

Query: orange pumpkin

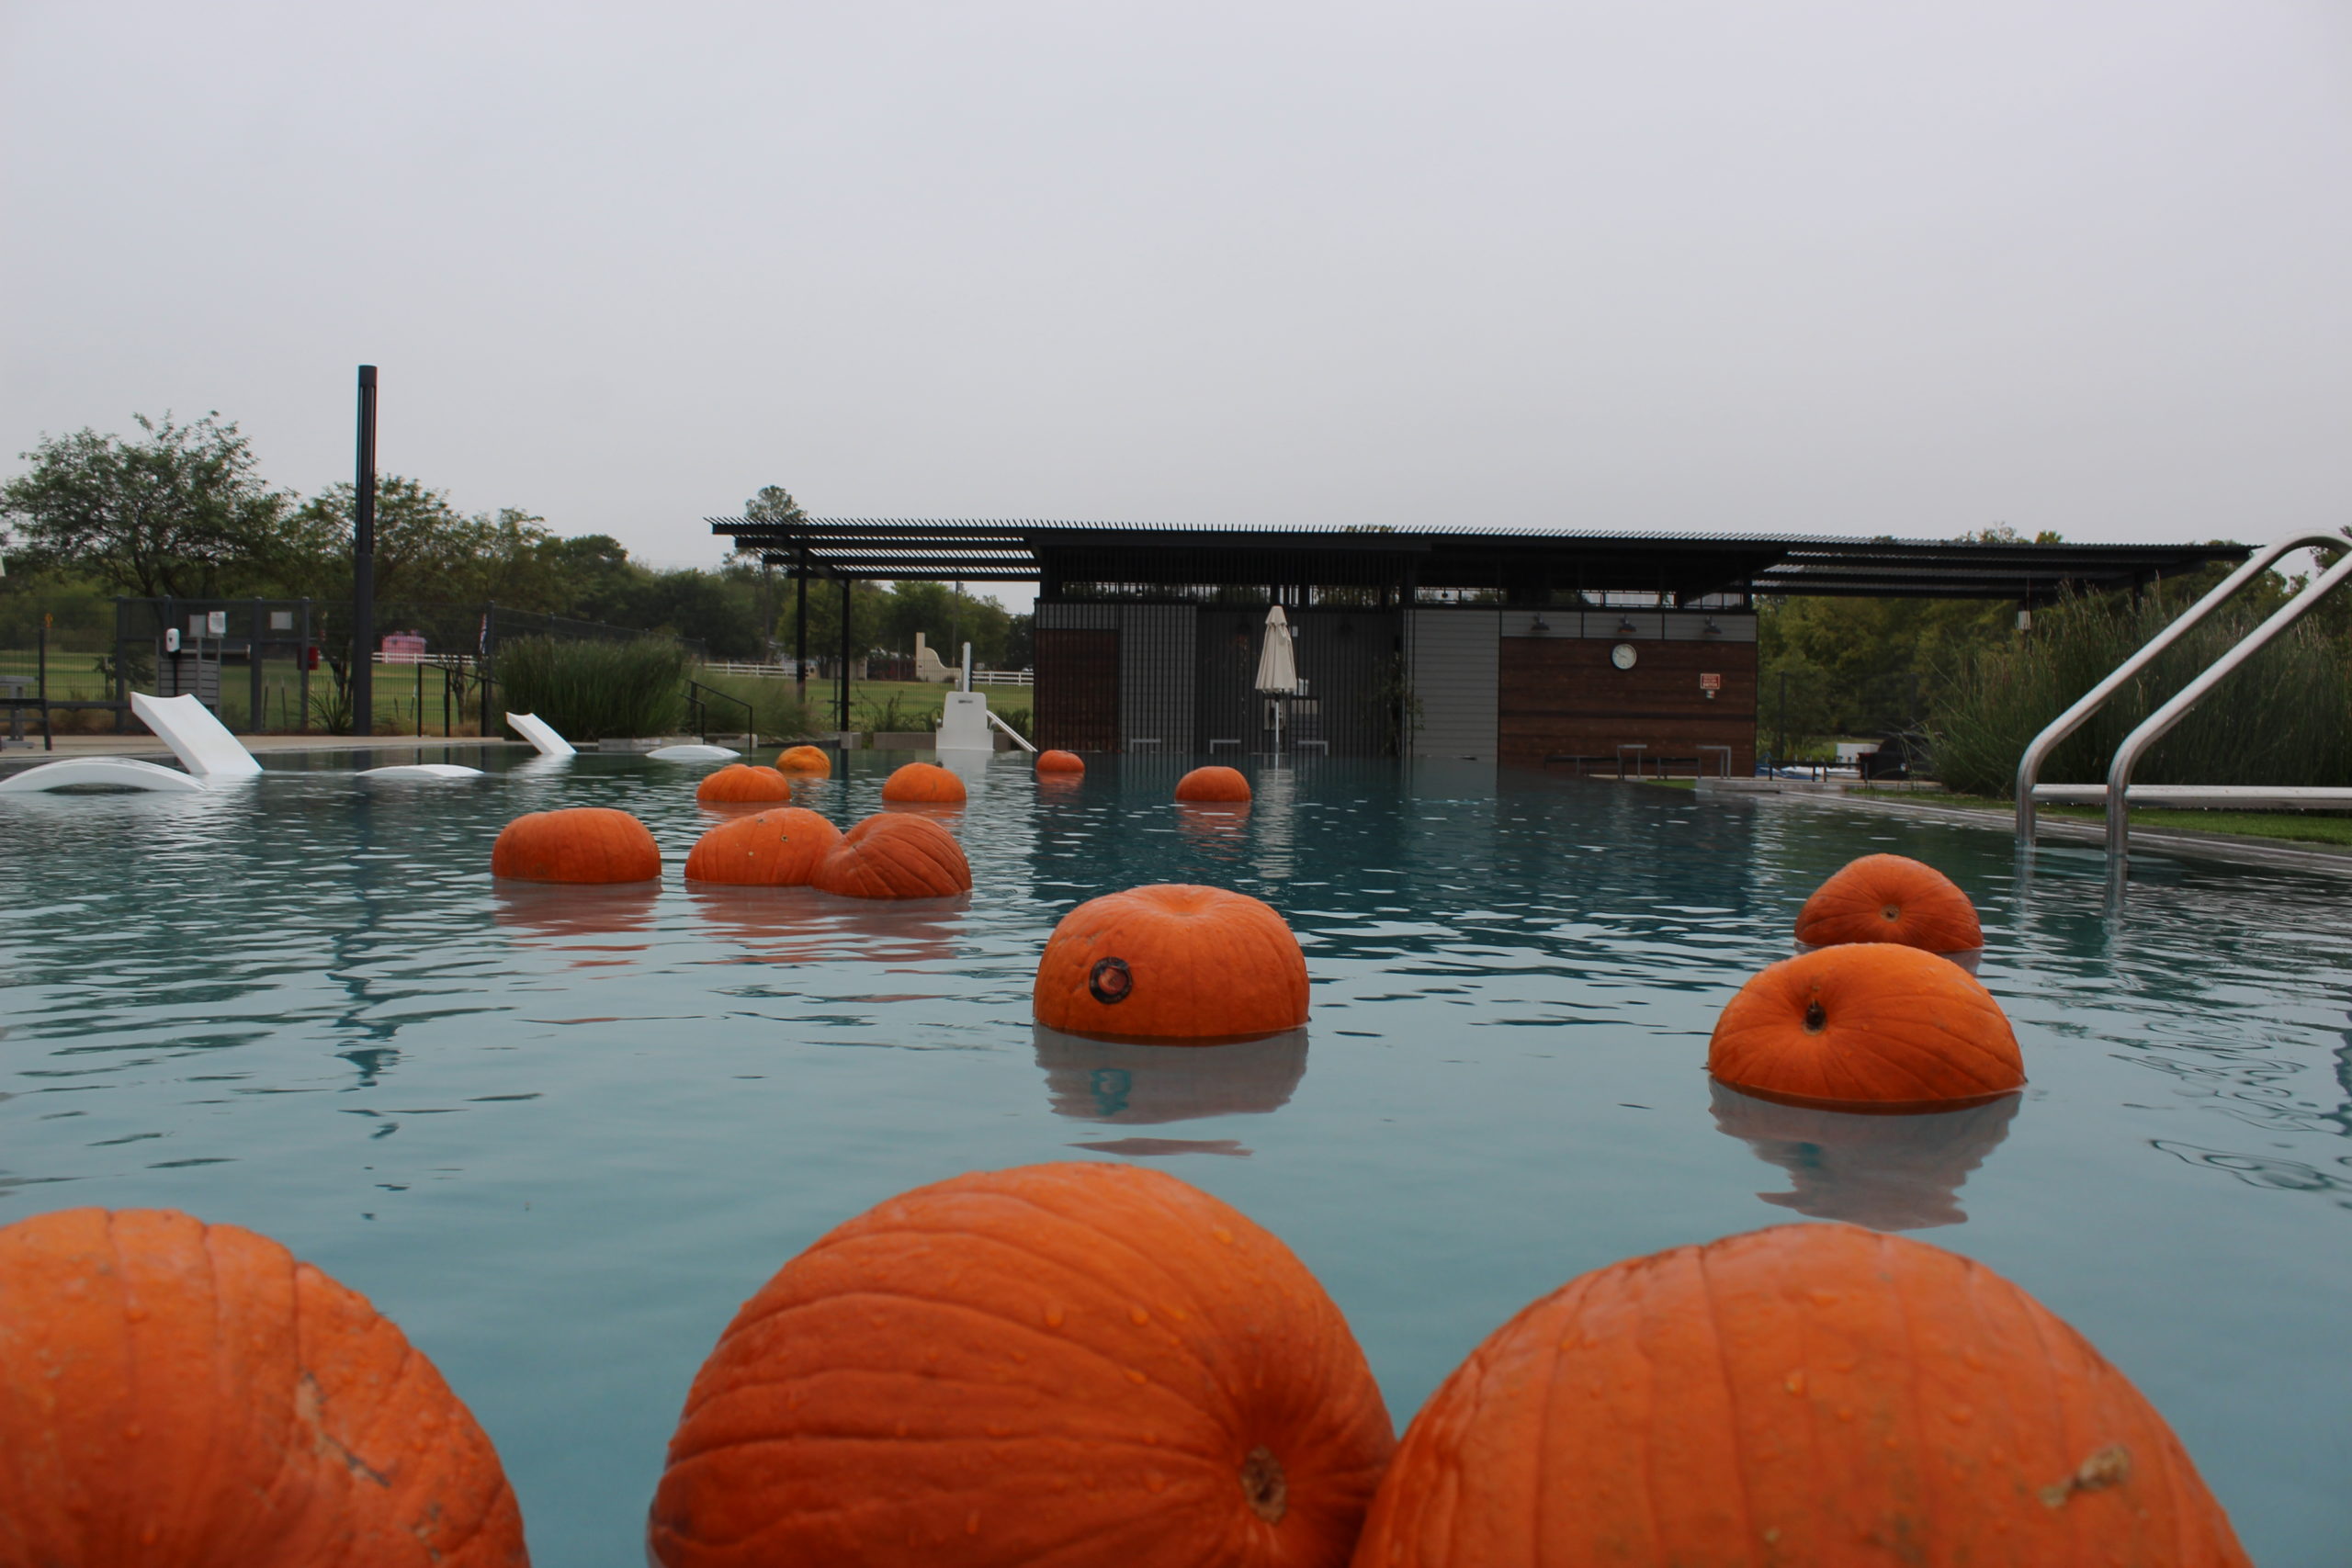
808;812;972;899
1352;1223;2249;1567
491;807;660;884
880;761;967;803
649;1163;1394;1568
695;763;794;805
775;744;832;775
1709;942;2023;1108
1796;852;1984;952
683;807;842;886
1035;749;1085;773
0;1207;528;1566
1174;764;1250;802
1035;884;1307;1041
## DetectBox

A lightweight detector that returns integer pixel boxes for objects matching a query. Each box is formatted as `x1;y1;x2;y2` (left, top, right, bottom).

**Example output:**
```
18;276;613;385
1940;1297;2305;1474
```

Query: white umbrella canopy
1254;604;1300;694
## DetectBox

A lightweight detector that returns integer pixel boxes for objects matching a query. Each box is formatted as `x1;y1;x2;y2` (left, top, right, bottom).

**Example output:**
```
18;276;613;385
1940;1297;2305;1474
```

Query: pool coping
1707;780;2352;878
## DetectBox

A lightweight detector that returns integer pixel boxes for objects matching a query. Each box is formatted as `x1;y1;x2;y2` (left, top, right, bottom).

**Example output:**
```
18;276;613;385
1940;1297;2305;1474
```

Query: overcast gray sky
4;0;2346;586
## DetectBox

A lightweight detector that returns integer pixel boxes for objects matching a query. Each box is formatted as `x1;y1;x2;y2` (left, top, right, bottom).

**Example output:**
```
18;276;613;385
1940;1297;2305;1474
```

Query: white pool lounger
647;743;740;761
505;712;577;758
0;694;262;794
358;762;485;781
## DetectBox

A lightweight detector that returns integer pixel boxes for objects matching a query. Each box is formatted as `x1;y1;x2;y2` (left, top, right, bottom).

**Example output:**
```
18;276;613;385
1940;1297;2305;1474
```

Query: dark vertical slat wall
1034;622;1120;750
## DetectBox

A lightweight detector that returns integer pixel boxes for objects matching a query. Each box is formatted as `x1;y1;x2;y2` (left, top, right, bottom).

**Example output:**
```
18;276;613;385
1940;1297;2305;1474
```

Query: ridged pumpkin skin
1351;1223;2248;1568
1175;765;1251;802
1709;943;2023;1108
1035;884;1308;1042
881;761;967;803
1035;749;1085;773
809;812;972;899
683;807;842;886
695;763;794;805
650;1163;1395;1568
775;744;832;775
0;1208;528;1567
490;807;660;884
1796;853;1984;952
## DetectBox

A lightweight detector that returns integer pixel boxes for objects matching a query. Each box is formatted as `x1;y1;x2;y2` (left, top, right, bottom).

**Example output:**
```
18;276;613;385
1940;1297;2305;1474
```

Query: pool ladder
2015;528;2352;868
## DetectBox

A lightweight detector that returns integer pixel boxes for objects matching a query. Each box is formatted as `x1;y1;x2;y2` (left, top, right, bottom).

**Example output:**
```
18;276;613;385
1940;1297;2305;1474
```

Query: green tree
277;478;568;608
0;413;289;596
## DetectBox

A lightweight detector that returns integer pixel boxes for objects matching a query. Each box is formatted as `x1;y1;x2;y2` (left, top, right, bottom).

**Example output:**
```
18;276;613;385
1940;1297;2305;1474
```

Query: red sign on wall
1699;671;1723;691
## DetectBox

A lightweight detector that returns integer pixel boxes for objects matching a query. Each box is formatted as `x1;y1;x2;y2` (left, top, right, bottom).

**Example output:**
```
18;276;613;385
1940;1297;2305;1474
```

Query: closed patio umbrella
1254;604;1300;755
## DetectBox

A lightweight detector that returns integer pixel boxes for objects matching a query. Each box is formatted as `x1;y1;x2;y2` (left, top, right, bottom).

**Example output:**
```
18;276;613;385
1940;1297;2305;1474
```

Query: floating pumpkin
1709;942;2023;1108
1708;1078;2020;1231
1035;884;1307;1041
683;807;842;886
0;1207;528;1566
1796;852;1984;952
880;761;967;803
491;807;660;884
1173;765;1250;802
648;1162;1394;1568
1352;1223;2249;1567
809;812;972;899
775;744;832;775
695;763;794;805
1035;749;1085;774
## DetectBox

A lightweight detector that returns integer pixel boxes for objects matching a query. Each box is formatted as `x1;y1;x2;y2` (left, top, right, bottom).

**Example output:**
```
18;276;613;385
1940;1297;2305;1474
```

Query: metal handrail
2016;529;2348;840
685;679;755;749
2103;545;2352;863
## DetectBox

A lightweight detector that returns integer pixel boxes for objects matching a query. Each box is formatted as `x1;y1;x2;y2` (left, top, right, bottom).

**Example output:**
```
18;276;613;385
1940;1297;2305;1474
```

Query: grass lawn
1857;789;2352;849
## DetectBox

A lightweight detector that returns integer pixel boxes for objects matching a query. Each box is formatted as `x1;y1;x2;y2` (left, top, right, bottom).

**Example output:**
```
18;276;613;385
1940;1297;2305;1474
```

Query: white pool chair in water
0;694;261;795
505;712;577;758
647;743;740;761
358;762;485;782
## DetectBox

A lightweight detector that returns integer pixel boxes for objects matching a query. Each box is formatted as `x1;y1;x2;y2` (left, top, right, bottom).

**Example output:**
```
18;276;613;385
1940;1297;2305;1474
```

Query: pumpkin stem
1239;1445;1287;1524
1802;999;1826;1033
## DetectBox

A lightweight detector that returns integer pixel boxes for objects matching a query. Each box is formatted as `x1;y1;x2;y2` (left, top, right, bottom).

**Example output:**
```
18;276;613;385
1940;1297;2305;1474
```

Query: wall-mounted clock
1610;643;1638;670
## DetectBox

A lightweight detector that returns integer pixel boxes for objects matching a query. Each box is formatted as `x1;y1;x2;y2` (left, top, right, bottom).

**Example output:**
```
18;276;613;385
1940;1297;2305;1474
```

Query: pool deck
1702;777;2352;878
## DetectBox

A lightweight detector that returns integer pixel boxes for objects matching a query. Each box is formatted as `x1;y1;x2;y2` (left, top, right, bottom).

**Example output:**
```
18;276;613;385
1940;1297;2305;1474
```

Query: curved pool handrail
2104;543;2352;863
2015;529;2348;840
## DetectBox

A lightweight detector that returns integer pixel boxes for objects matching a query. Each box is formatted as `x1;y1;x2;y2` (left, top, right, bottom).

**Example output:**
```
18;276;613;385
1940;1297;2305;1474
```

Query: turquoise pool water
2;750;2346;1563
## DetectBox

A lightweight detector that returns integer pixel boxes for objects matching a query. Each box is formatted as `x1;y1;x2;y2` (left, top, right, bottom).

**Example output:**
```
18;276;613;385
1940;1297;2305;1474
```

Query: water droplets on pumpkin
1126;1368;1149;1384
1783;1371;1806;1396
1129;1305;1150;1326
1210;1226;1233;1245
1044;1303;1065;1329
1948;1404;1974;1426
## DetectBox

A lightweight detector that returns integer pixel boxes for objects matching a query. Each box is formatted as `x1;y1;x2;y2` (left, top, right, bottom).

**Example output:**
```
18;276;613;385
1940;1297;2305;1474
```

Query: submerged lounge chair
0;694;261;795
506;712;577;758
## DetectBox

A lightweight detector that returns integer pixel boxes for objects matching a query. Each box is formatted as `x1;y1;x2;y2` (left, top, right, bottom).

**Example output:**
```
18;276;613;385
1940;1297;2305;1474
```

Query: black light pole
795;547;809;705
351;366;379;736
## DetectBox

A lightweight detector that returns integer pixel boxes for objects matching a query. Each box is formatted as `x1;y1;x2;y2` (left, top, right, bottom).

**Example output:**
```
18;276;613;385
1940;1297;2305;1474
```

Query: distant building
707;517;2241;770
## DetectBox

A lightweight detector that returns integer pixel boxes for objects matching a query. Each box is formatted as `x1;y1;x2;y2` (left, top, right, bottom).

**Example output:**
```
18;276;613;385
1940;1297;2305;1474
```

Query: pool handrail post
2014;529;2346;843
2104;542;2352;865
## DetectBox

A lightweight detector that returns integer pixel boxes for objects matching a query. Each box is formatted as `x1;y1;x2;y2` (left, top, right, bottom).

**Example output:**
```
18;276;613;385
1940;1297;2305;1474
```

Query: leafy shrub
496;635;688;739
1930;592;2352;795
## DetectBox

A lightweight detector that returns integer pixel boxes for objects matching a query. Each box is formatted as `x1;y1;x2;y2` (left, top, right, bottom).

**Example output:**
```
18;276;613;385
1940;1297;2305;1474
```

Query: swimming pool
2;750;2346;1563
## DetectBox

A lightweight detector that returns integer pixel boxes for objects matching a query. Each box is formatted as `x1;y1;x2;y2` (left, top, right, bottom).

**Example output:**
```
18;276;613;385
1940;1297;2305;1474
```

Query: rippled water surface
3;750;2347;1563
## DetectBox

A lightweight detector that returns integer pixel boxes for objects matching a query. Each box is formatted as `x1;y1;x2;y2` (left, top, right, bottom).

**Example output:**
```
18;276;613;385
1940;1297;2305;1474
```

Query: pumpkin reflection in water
686;884;967;965
494;882;659;965
1033;1025;1309;1125
1174;802;1250;860
1708;1080;2019;1231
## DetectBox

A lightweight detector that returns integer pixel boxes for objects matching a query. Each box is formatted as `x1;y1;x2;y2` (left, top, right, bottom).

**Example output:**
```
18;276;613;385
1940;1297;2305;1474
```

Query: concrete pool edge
1710;780;2352;878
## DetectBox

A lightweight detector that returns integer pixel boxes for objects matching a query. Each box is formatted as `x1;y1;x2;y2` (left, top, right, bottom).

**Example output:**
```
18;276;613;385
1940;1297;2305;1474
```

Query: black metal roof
707;516;2245;602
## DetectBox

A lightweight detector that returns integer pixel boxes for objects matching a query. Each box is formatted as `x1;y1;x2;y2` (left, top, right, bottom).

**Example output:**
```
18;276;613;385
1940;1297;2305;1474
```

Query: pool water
2;750;2346;1564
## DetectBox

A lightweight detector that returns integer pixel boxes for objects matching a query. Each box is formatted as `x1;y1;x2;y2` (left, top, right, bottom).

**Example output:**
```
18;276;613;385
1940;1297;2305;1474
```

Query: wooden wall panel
1035;628;1120;751
1498;638;1758;773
